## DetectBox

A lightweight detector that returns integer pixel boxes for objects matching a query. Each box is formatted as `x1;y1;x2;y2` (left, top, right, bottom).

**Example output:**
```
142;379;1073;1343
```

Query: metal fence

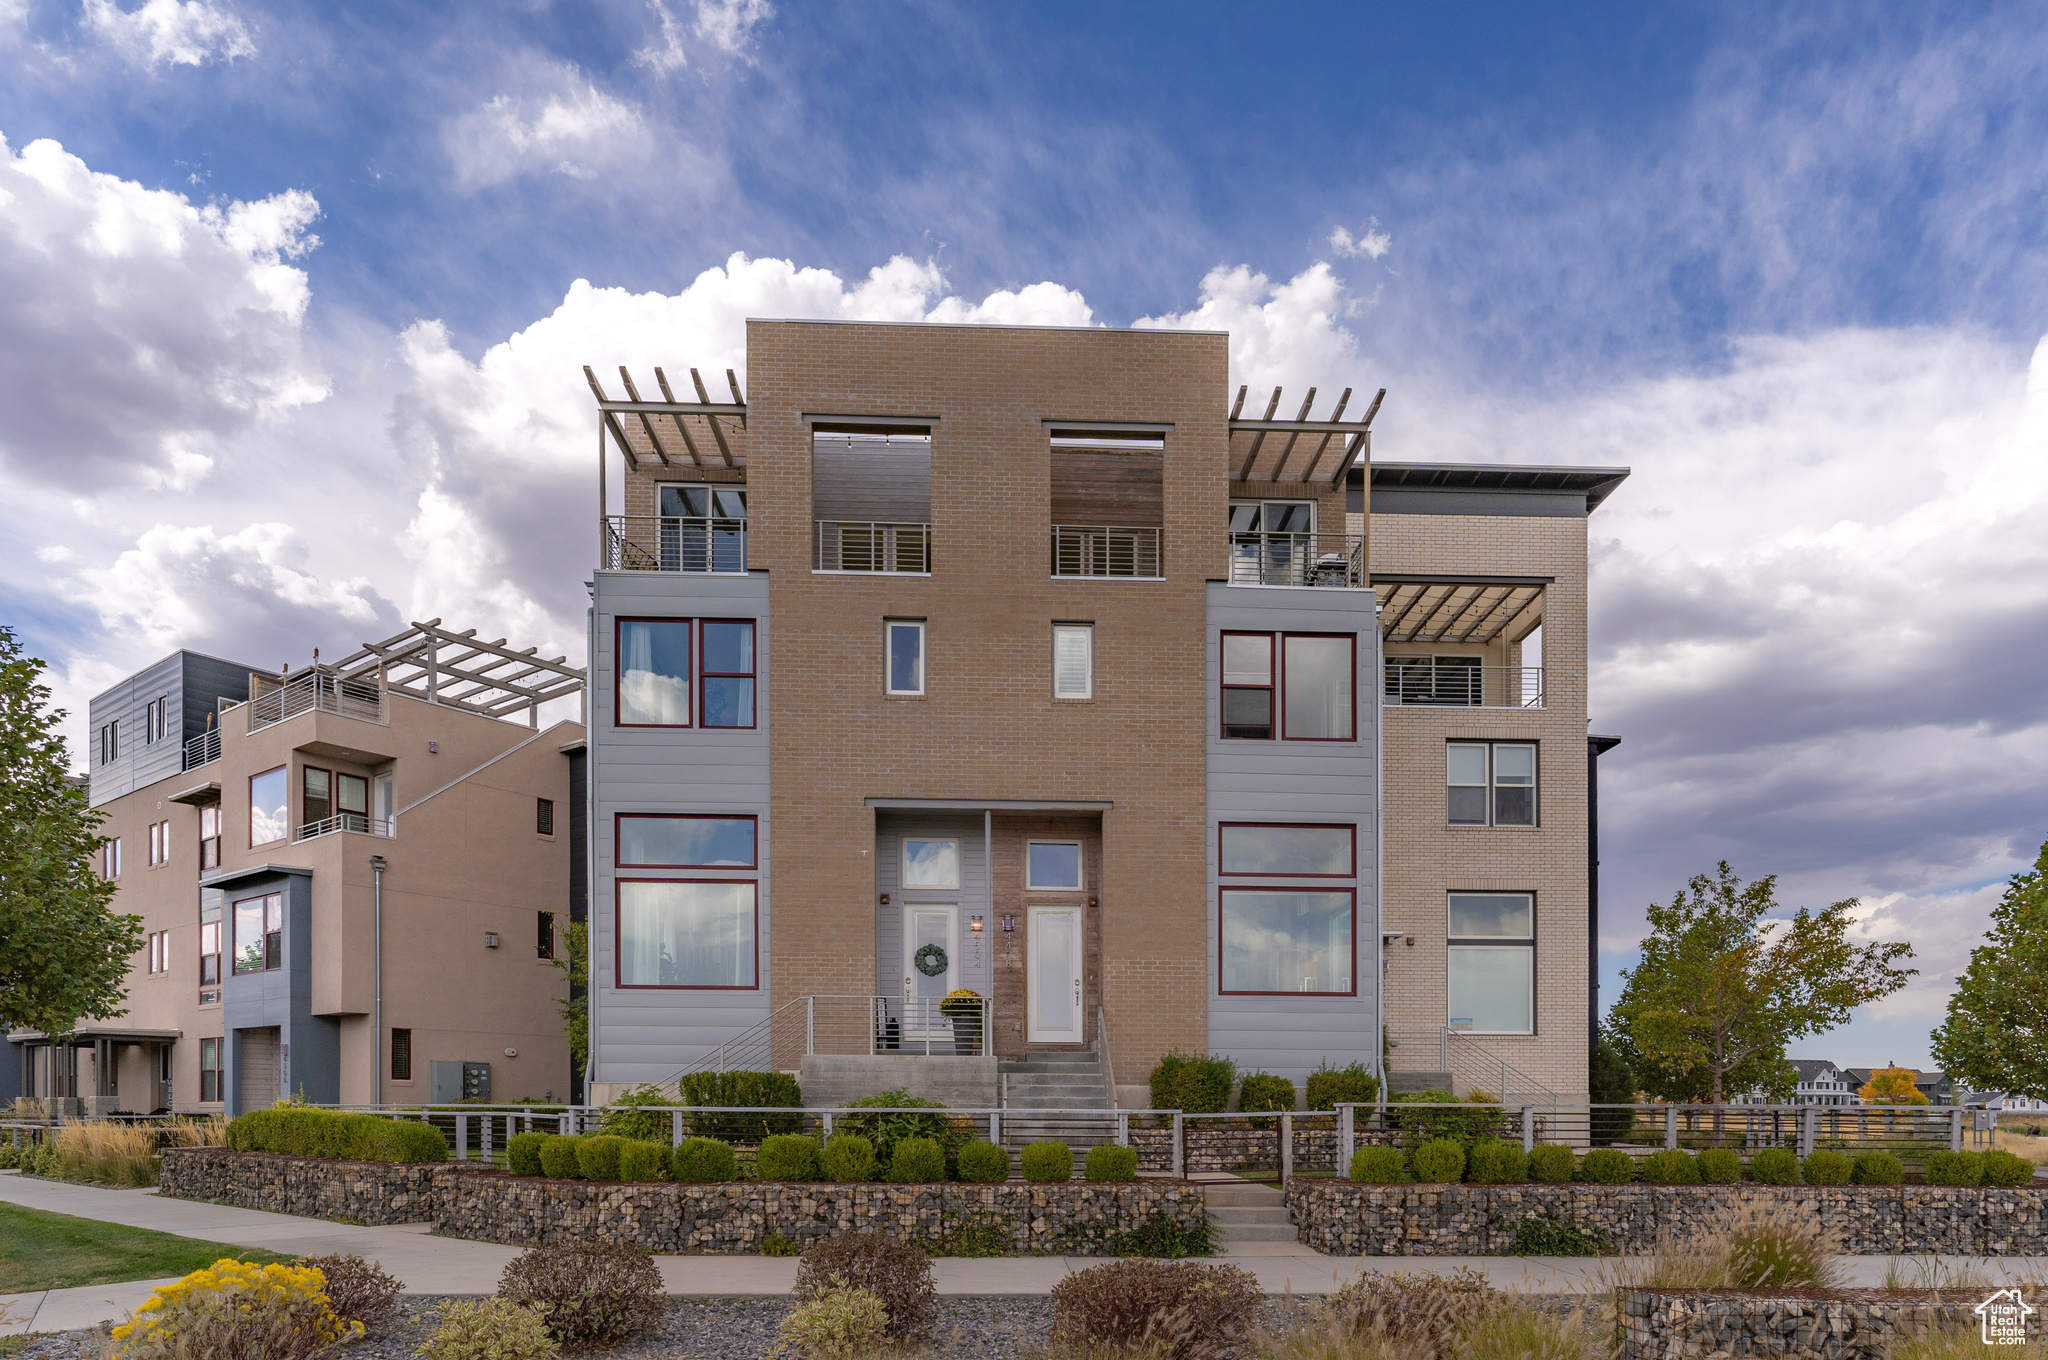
1050;525;1161;579
248;669;384;731
182;727;220;770
603;515;748;573
1225;532;1365;588
814;521;930;573
1382;659;1545;709
294;814;394;842
666;995;992;1085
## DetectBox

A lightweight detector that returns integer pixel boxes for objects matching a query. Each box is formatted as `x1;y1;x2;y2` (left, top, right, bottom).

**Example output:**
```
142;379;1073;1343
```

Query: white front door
1028;905;1084;1044
902;904;957;1041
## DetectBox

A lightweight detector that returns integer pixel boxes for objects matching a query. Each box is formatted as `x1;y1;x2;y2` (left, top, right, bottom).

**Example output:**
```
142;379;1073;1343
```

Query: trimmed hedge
1925;1150;1984;1186
1697;1148;1741;1184
1749;1148;1800;1185
888;1138;946;1184
1852;1151;1904;1186
1984;1150;2036;1187
1465;1139;1527;1185
1528;1144;1575;1183
539;1134;584;1179
507;1131;547;1177
225;1108;449;1164
1411;1139;1465;1184
1580;1148;1635;1184
758;1134;821;1182
618;1139;669;1182
823;1135;878;1183
1642;1149;1700;1185
1349;1145;1406;1183
1801;1150;1852;1186
672;1137;738;1183
955;1141;1009;1183
1237;1073;1297;1116
1149;1052;1234;1114
577;1134;629;1182
1084;1144;1138;1183
679;1070;805;1140
1021;1141;1073;1183
1305;1060;1380;1110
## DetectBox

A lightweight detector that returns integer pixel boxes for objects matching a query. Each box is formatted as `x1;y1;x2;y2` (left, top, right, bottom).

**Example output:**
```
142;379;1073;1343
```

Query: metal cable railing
602;515;748;573
1382;660;1545;709
1226;532;1365;588
814;521;931;573
294;814;394;842
663;995;992;1088
1050;525;1161;578
182;728;220;770
248;670;384;732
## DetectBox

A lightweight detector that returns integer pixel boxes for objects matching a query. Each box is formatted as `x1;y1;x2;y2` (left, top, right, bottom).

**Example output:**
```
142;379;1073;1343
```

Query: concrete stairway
1203;1180;1297;1246
998;1051;1116;1151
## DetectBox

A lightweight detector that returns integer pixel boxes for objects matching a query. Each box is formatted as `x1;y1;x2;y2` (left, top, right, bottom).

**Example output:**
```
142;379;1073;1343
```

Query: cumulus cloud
0;135;326;492
445;74;643;188
1137;261;1357;400
1329;218;1391;260
82;0;254;67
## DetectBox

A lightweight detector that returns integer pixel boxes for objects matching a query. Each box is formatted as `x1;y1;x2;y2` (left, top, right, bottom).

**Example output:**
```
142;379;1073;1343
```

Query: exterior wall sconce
1001;914;1016;933
428;741;439;753
484;932;499;949
969;915;984;933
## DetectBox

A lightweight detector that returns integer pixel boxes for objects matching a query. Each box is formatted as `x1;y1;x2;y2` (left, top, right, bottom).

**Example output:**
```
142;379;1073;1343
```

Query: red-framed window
615;617;694;727
1219;631;1357;741
700;619;756;728
233;892;283;974
1218;887;1356;996
615;813;757;868
199;921;222;987
1217;822;1356;878
615;878;759;990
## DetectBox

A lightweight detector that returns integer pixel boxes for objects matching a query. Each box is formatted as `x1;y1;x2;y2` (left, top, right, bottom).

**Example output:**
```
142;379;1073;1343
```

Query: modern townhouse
1733;1059;1860;1107
579;319;1628;1113
6;627;588;1115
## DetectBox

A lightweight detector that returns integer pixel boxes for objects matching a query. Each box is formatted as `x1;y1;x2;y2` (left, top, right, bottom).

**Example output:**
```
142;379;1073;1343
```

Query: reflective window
1282;635;1354;739
618;814;756;867
1447;743;1538;826
887;621;925;695
249;767;288;846
1027;841;1083;890
701;621;755;727
1219;824;1353;877
618;880;757;987
1221;633;1274;739
1448;892;1534;1033
1220;889;1354;994
233;892;283;974
618;619;692;726
902;839;959;889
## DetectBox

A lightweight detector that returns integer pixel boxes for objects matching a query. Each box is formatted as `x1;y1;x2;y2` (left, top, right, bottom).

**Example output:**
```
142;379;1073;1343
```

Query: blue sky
4;0;2047;1075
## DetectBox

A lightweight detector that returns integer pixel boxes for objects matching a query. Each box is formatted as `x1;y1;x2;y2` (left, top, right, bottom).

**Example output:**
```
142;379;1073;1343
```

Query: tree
550;920;588;1083
1931;836;2048;1100
1858;1065;1929;1105
1589;1028;1638;1145
0;628;143;1035
1610;862;1916;1104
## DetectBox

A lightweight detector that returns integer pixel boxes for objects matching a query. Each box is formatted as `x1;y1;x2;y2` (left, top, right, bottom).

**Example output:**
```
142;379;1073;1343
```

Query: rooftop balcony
1226;532;1365;588
603;515;747;573
1051;524;1161;579
1383;658;1544;709
248;669;384;733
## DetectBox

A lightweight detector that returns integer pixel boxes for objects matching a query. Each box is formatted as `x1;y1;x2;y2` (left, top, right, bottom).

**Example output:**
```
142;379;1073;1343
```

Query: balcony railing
249;670;384;733
1383;660;1544;709
182;728;220;770
814;521;931;573
294;814;394;842
1226;532;1365;588
1051;524;1161;579
603;515;748;573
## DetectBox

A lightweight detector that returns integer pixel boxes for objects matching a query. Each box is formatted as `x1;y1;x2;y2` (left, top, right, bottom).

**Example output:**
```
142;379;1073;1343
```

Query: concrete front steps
1203;1179;1299;1247
999;1051;1117;1152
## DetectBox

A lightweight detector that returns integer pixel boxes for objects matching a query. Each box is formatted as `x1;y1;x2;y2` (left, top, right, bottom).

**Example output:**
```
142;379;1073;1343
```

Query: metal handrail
248;669;384;732
814;521;931;573
1051;524;1161;578
182;728;220;770
294;814;394;842
1383;660;1545;709
1386;1027;1558;1108
1226;531;1365;588
602;515;748;573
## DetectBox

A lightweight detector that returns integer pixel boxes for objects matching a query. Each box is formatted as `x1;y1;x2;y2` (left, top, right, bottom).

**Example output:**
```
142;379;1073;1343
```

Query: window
617;618;692;726
303;767;330;829
1221;633;1274;739
617;880;757;988
901;839;959;889
617;814;756;868
337;774;369;828
391;1028;412;1081
1447;743;1537;827
199;921;222;987
1219;823;1354;877
1052;624;1093;699
148;819;171;866
148;930;170;974
536;798;555;836
102;838;122;879
1027;841;1084;891
701;620;756;727
199;805;222;870
233;892;283;974
1282;634;1355;740
886;621;925;696
250;767;288;846
1219;889;1355;994
145;696;168;744
99;721;119;765
196;1039;221;1102
537;911;556;960
1448;892;1534;1034
657;484;748;572
373;772;394;826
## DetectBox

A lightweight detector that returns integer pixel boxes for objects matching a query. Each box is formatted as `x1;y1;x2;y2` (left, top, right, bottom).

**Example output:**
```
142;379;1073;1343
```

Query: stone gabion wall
158;1147;444;1225
1290;1179;2048;1256
1620;1290;1978;1360
1128;1122;1342;1174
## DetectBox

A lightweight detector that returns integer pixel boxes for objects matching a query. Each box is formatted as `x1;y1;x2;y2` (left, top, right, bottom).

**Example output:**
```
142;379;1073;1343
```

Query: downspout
1372;604;1386;1096
370;854;387;1105
984;809;993;1056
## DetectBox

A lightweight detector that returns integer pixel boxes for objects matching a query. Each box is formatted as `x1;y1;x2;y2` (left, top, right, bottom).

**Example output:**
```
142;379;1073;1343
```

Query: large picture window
233;892;283;974
1220;889;1355;995
617;618;692;726
1220;632;1356;741
1448;892;1534;1034
617;880;757;988
1447;743;1538;826
1219;823;1354;877
701;620;756;727
617;814;757;868
249;767;288;846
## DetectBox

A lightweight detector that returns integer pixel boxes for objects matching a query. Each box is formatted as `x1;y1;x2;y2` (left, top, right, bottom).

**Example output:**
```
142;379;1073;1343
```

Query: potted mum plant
941;989;984;1055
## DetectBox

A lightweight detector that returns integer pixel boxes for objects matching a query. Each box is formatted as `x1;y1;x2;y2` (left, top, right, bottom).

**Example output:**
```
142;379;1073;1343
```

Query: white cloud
1137;261;1357;402
445;75;643;188
693;0;771;56
1329;218;1391;260
0;134;327;492
635;0;688;74
82;0;254;67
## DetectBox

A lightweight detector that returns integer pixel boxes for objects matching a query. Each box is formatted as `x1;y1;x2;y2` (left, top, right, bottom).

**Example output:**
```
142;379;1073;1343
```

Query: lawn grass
0;1201;294;1295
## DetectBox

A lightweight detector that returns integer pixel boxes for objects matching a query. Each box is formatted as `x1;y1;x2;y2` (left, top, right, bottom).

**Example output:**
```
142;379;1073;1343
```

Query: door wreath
913;943;949;977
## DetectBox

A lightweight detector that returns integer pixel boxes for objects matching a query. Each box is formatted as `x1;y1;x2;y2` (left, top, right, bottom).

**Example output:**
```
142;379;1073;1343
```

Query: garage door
236;1027;279;1113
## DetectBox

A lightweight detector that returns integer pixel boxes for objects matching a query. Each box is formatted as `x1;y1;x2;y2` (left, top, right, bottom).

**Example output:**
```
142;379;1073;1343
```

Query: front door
1028;906;1084;1044
902;904;957;1044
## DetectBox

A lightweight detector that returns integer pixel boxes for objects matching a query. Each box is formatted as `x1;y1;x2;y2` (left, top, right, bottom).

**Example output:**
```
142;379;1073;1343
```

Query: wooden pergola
334;619;587;727
1227;383;1386;484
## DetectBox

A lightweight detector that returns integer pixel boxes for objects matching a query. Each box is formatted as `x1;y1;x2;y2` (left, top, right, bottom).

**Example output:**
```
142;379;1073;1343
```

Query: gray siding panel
88;651;266;806
1204;584;1383;1089
590;571;772;1085
873;813;993;1001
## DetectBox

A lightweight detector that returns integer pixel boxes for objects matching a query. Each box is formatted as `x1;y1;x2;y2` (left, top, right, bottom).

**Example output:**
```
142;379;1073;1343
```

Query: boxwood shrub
1527;1144;1575;1183
507;1131;548;1177
1801;1150;1852;1186
1749;1148;1800;1185
1851;1151;1904;1185
576;1134;629;1182
225;1108;449;1163
1983;1150;2034;1187
1580;1148;1635;1184
1149;1052;1234;1114
1237;1072;1297;1118
1642;1149;1700;1185
955;1140;1009;1183
679;1070;805;1140
758;1134;821;1182
1021;1141;1073;1183
1696;1148;1742;1184
1305;1060;1380;1110
1465;1139;1527;1184
1349;1145;1406;1183
823;1134;878;1183
618;1139;669;1182
1083;1144;1138;1183
672;1137;737;1183
539;1134;584;1179
1924;1150;1983;1186
887;1137;947;1184
1410;1139;1466;1184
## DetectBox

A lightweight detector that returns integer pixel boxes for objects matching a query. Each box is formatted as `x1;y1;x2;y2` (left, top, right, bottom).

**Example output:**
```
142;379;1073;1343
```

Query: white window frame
1025;840;1085;892
886;620;926;696
145;696;168;744
1052;623;1094;699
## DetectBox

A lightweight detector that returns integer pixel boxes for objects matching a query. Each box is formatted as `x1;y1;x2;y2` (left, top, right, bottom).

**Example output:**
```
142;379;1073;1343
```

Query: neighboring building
5;626;588;1114
581;320;1625;1110
1733;1058;1859;1106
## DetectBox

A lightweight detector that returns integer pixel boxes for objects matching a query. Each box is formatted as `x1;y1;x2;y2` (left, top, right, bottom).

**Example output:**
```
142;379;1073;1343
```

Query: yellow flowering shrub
112;1258;364;1359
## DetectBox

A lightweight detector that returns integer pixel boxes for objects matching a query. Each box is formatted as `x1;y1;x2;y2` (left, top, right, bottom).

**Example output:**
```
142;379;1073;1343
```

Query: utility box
429;1061;492;1103
462;1062;492;1102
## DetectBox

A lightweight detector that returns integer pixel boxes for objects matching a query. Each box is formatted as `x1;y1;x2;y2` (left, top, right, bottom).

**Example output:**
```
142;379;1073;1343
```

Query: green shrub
671;1137;737;1183
1349;1145;1406;1183
838;1089;967;1171
575;1135;628;1182
1801;1150;1852;1186
595;1084;676;1144
887;1137;946;1184
1580;1148;1635;1184
506;1132;548;1177
757;1134;821;1182
678;1070;804;1140
1411;1139;1466;1183
1236;1072;1297;1120
1749;1147;1800;1184
762;1234;798;1257
1084;1144;1138;1183
1305;1060;1380;1110
955;1140;1009;1183
1642;1149;1701;1185
1527;1144;1575;1183
617;1140;669;1183
821;1134;878;1183
1852;1151;1904;1185
1106;1211;1215;1259
1697;1148;1742;1183
1983;1150;2035;1187
422;1298;557;1360
0;1140;19;1170
497;1241;664;1348
1389;1091;1504;1148
1924;1149;1984;1186
1464;1139;1527;1184
1149;1051;1234;1114
774;1282;888;1359
537;1135;583;1179
1509;1217;1610;1256
225;1108;449;1163
1021;1141;1074;1183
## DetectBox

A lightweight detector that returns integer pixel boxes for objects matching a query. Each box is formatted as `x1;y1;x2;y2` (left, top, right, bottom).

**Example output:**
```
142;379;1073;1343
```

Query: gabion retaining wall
1288;1179;2048;1256
1129;1122;1342;1174
158;1149;1205;1255
1620;1290;1979;1360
